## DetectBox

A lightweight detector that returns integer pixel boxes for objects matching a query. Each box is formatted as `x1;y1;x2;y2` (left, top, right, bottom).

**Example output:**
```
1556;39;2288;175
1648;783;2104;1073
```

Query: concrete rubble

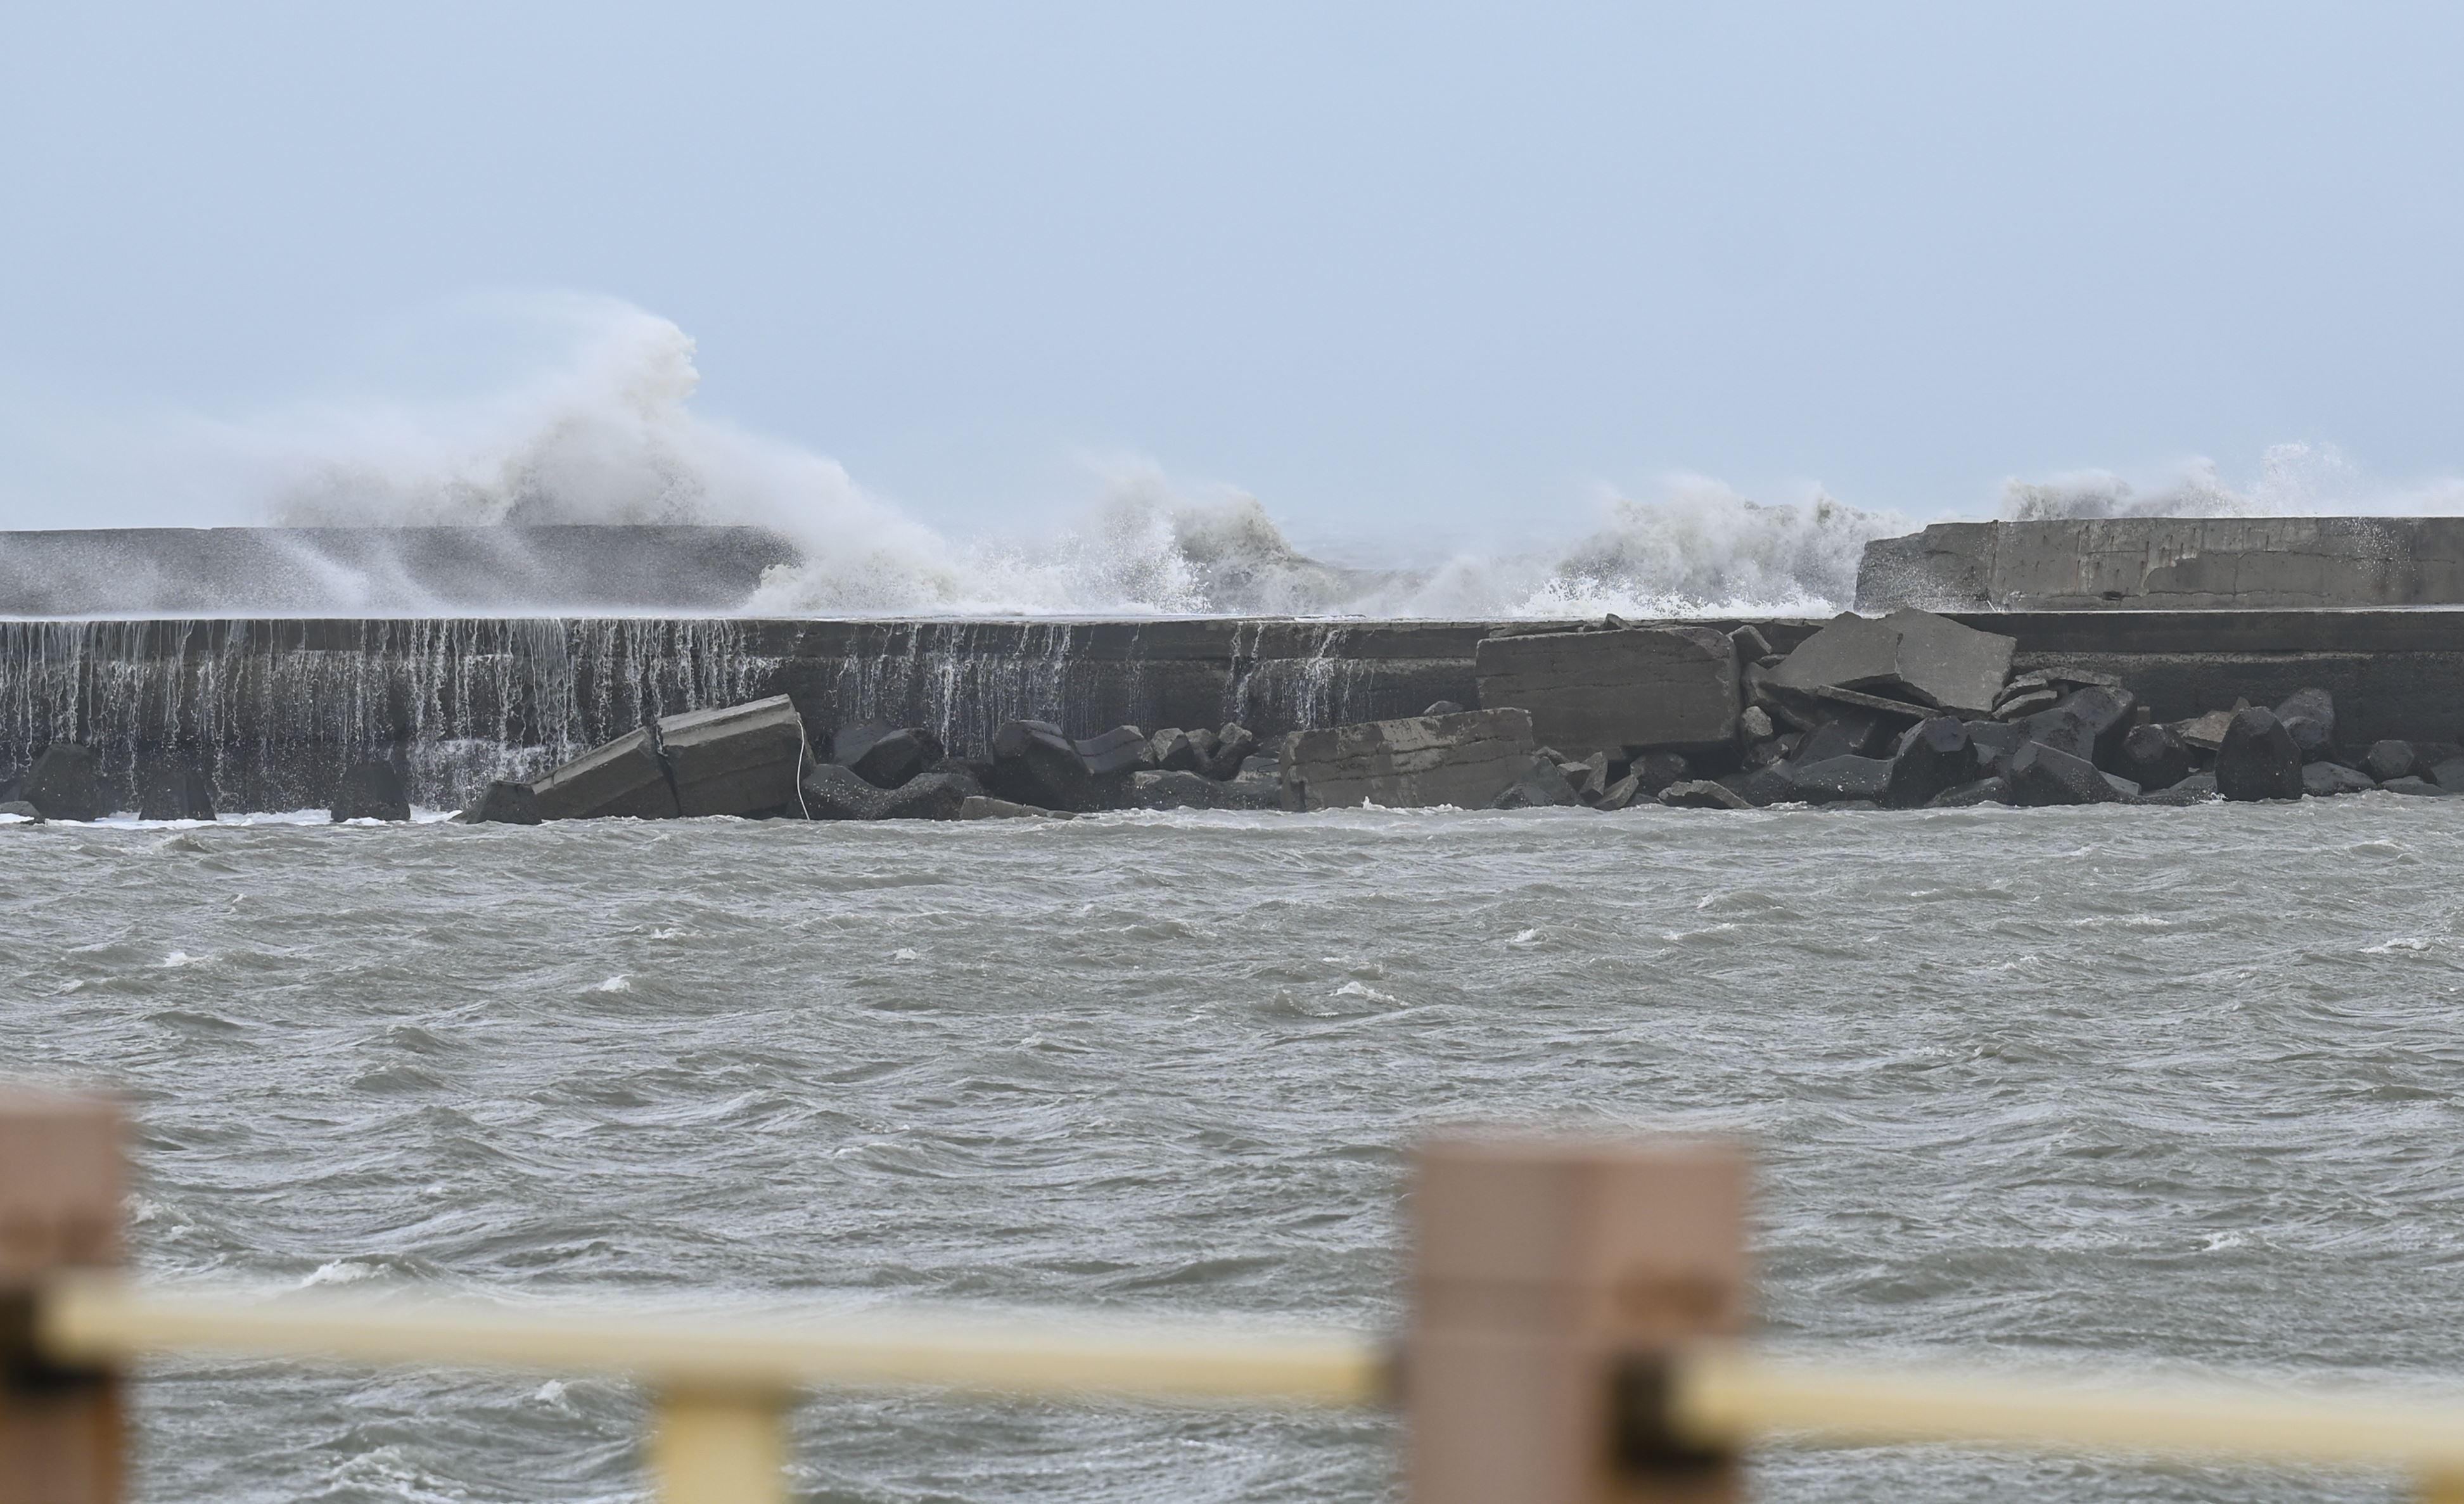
408;602;2464;829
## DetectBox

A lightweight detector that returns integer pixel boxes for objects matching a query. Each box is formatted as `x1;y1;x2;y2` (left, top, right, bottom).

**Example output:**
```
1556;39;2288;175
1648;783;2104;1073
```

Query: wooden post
649;1387;787;1504
1406;1137;1749;1504
0;1092;125;1504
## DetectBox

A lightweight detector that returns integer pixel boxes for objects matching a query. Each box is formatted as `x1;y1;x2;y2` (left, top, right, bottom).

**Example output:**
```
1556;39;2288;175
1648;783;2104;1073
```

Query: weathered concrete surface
1279;708;1536;810
656;695;805;817
1473;625;1739;755
1769;609;2015;717
532;728;678;820
1859;518;2464;611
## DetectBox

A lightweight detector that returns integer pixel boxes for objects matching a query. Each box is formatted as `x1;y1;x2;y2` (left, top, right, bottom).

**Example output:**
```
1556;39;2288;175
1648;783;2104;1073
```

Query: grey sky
5;3;2461;550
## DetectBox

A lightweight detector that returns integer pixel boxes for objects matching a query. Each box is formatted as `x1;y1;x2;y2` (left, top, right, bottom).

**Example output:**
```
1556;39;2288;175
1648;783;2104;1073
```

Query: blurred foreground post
0;1093;124;1504
650;1387;787;1504
1408;1138;1747;1504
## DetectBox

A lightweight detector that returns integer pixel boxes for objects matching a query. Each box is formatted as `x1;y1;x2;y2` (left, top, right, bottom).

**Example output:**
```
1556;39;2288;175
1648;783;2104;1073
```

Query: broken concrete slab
532;727;679;821
658;696;808;817
1279;708;1536;811
1473;625;1739;756
1770;608;2017;718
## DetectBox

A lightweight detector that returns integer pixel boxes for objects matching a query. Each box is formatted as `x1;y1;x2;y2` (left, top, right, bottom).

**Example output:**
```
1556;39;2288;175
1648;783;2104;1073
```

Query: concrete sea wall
9;611;2464;812
1858;518;2464;611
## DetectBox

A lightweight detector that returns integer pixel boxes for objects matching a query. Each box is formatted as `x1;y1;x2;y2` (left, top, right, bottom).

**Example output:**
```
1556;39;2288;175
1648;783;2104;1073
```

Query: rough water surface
7;800;2464;1503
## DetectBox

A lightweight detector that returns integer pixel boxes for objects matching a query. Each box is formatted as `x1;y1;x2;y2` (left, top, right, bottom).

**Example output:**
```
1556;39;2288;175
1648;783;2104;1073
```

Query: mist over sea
10;801;2464;1504
16;295;2464;623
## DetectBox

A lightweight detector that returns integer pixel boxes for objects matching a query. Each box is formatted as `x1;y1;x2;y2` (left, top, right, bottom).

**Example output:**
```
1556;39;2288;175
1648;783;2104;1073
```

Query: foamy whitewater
38;293;2464;620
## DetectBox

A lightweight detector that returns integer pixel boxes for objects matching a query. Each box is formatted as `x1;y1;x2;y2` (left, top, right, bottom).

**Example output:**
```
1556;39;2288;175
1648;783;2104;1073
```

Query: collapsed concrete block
833;720;934;789
331;760;411;822
990;720;1098;811
2216;708;2303;802
1488;757;1581;810
1473;626;1739;757
1770;608;2016;718
14;744;101;822
532;727;679;821
1279;708;1536;811
658;696;807;817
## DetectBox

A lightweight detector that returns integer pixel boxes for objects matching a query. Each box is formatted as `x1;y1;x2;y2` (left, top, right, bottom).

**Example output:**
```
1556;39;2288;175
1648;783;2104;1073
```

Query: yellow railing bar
1676;1346;2464;1473
36;1277;1388;1407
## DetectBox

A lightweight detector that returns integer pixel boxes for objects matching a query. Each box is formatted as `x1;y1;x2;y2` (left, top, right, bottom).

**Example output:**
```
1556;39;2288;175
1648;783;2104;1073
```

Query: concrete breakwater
9;610;2464;813
0;617;1485;812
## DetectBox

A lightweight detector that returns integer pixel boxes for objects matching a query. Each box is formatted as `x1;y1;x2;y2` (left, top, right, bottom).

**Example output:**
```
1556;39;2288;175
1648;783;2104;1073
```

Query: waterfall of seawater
0;617;1462;814
0;620;781;813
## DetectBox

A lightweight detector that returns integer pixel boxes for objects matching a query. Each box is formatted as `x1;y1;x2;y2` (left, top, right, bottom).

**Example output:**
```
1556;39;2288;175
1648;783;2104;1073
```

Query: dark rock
138;762;217;822
878;768;979;820
1474;624;1740;756
1660;779;1752;810
1795;711;1891;765
2365;739;2421;783
990;719;1097;812
2013;687;2137;770
1203;723;1258;779
2301;762;2376;798
1789;755;1894;805
15;744;101;822
2382;776;2452;797
1884;717;1971;808
1595;772;1644;811
1929;777;2010;807
2430;757;2464;794
1280;708;1538;811
533;727;679;820
839;725;928;789
1993;687;2061;722
1721;766;1797;807
2007;741;2118;806
1490;757;1582;810
1076;725;1154;780
0;801;41;822
2171;771;2219;796
2173;710;2234;753
958;794;1075;820
2215;708;2304;801
331;760;411;822
1628;750;1693;794
2275;687;2337;760
1150;729;1206;773
456;780;540;825
800;762;895;820
1566;751;1611;803
660;697;809;816
2119;723;2196;791
2102;772;2143;799
830;720;903;774
1421;700;1464;717
1769;608;2017;717
1962;720;2026;777
1742;735;1797;771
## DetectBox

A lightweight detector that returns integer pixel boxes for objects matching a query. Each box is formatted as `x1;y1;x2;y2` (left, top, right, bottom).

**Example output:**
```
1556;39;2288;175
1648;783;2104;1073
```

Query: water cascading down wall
0;618;1493;812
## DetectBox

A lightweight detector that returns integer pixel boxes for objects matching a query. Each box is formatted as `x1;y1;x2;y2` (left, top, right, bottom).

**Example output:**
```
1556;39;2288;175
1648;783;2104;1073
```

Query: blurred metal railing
7;1091;2464;1503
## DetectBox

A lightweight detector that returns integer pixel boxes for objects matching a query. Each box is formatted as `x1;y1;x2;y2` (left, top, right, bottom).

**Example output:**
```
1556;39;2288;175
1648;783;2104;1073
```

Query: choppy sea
8;799;2464;1503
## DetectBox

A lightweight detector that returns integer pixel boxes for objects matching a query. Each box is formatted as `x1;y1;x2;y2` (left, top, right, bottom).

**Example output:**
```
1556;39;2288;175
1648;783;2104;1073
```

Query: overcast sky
5;3;2461;547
